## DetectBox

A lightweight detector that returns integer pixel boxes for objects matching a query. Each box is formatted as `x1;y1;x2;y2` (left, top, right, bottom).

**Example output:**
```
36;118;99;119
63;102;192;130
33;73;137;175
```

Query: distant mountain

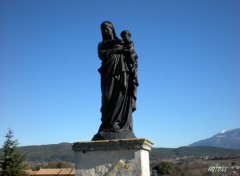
0;142;75;163
189;128;240;150
1;142;240;163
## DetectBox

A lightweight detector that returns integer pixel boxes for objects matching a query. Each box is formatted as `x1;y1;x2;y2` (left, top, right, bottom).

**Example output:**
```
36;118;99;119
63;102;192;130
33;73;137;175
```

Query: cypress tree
1;129;27;176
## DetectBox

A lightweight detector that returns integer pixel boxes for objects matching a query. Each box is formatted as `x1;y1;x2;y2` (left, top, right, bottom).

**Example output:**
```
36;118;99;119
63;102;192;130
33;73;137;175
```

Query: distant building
25;169;75;176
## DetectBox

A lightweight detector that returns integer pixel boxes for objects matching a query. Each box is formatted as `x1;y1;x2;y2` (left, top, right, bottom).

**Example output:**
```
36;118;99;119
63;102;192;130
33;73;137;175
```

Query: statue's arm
98;43;124;61
128;41;134;48
98;43;109;61
122;41;135;54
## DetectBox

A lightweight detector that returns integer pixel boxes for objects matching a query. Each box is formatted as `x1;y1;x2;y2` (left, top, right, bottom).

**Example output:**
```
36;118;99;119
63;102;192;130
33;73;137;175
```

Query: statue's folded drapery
97;40;133;132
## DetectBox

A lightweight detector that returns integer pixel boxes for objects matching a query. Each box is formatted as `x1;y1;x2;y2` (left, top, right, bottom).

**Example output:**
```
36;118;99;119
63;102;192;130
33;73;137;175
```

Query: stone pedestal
72;138;153;176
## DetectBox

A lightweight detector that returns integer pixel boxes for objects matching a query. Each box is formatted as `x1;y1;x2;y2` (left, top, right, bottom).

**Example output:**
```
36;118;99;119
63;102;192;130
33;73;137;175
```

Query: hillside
0;142;75;162
189;128;240;149
1;143;240;163
151;146;240;159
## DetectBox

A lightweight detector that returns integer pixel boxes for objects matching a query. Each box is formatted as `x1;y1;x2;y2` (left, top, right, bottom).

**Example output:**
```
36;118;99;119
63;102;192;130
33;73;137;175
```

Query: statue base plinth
92;130;136;140
72;138;153;176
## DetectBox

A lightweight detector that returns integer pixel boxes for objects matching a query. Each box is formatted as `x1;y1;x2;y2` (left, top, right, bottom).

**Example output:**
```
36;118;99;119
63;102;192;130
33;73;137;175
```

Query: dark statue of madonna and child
92;21;139;140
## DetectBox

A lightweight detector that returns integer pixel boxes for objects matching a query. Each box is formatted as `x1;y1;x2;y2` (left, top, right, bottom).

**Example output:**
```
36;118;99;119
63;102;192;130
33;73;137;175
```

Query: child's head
121;30;131;42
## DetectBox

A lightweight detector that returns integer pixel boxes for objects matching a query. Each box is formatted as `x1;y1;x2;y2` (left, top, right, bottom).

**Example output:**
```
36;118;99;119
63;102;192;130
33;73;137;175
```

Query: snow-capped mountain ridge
189;128;240;150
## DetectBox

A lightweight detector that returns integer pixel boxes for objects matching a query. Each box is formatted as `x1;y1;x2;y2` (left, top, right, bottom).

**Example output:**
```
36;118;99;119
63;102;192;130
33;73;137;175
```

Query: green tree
1;129;27;176
152;161;190;176
152;161;173;175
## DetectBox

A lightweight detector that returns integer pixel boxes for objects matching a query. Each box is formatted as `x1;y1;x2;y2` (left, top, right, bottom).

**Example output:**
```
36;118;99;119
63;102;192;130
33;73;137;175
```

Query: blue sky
0;0;239;148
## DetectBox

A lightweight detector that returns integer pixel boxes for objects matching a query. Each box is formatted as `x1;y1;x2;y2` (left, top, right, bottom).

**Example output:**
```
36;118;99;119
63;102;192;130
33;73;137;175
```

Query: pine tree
1;129;27;176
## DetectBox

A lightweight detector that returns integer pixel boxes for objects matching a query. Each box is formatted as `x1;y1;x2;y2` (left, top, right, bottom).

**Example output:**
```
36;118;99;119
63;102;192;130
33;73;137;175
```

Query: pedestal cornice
72;138;153;152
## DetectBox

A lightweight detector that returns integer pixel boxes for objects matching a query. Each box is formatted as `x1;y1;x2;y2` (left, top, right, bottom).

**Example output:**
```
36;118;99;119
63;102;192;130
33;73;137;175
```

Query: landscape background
1;128;240;163
1;0;240;148
0;128;240;174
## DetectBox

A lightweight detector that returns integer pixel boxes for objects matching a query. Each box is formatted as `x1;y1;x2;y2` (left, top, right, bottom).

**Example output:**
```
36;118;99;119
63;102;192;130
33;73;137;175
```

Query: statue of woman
92;21;137;140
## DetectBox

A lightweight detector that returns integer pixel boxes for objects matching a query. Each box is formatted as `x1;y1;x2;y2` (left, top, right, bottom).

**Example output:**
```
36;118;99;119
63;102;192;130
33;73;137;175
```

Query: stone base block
72;138;153;176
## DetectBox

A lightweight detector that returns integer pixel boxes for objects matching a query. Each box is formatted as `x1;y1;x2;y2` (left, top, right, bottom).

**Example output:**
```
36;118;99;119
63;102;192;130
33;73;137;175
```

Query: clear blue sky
0;0;239;148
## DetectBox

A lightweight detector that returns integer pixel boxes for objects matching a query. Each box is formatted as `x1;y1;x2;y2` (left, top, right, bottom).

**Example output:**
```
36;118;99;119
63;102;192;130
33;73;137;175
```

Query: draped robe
97;39;134;133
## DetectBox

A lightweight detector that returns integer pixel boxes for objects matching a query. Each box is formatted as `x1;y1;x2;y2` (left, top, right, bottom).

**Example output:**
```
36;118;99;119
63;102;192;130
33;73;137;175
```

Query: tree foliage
152;161;173;175
31;161;74;171
1;129;27;176
152;161;190;176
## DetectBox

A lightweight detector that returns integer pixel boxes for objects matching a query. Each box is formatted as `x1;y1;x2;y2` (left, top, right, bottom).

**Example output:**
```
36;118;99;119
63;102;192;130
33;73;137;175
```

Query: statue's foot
112;122;120;131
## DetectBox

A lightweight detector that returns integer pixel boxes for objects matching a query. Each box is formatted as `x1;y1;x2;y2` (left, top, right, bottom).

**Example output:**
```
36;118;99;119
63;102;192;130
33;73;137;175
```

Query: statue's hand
123;48;131;54
114;45;124;54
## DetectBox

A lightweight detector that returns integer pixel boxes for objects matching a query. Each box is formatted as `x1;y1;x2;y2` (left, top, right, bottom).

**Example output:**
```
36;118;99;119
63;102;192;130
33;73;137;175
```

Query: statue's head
100;21;119;41
120;30;131;43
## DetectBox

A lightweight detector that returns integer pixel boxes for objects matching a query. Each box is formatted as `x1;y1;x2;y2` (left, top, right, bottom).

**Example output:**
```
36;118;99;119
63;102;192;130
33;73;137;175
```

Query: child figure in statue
121;30;138;110
120;30;138;72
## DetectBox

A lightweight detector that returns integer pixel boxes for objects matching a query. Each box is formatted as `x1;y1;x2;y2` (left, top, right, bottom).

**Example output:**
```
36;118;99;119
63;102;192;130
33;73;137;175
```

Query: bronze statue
92;21;138;140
